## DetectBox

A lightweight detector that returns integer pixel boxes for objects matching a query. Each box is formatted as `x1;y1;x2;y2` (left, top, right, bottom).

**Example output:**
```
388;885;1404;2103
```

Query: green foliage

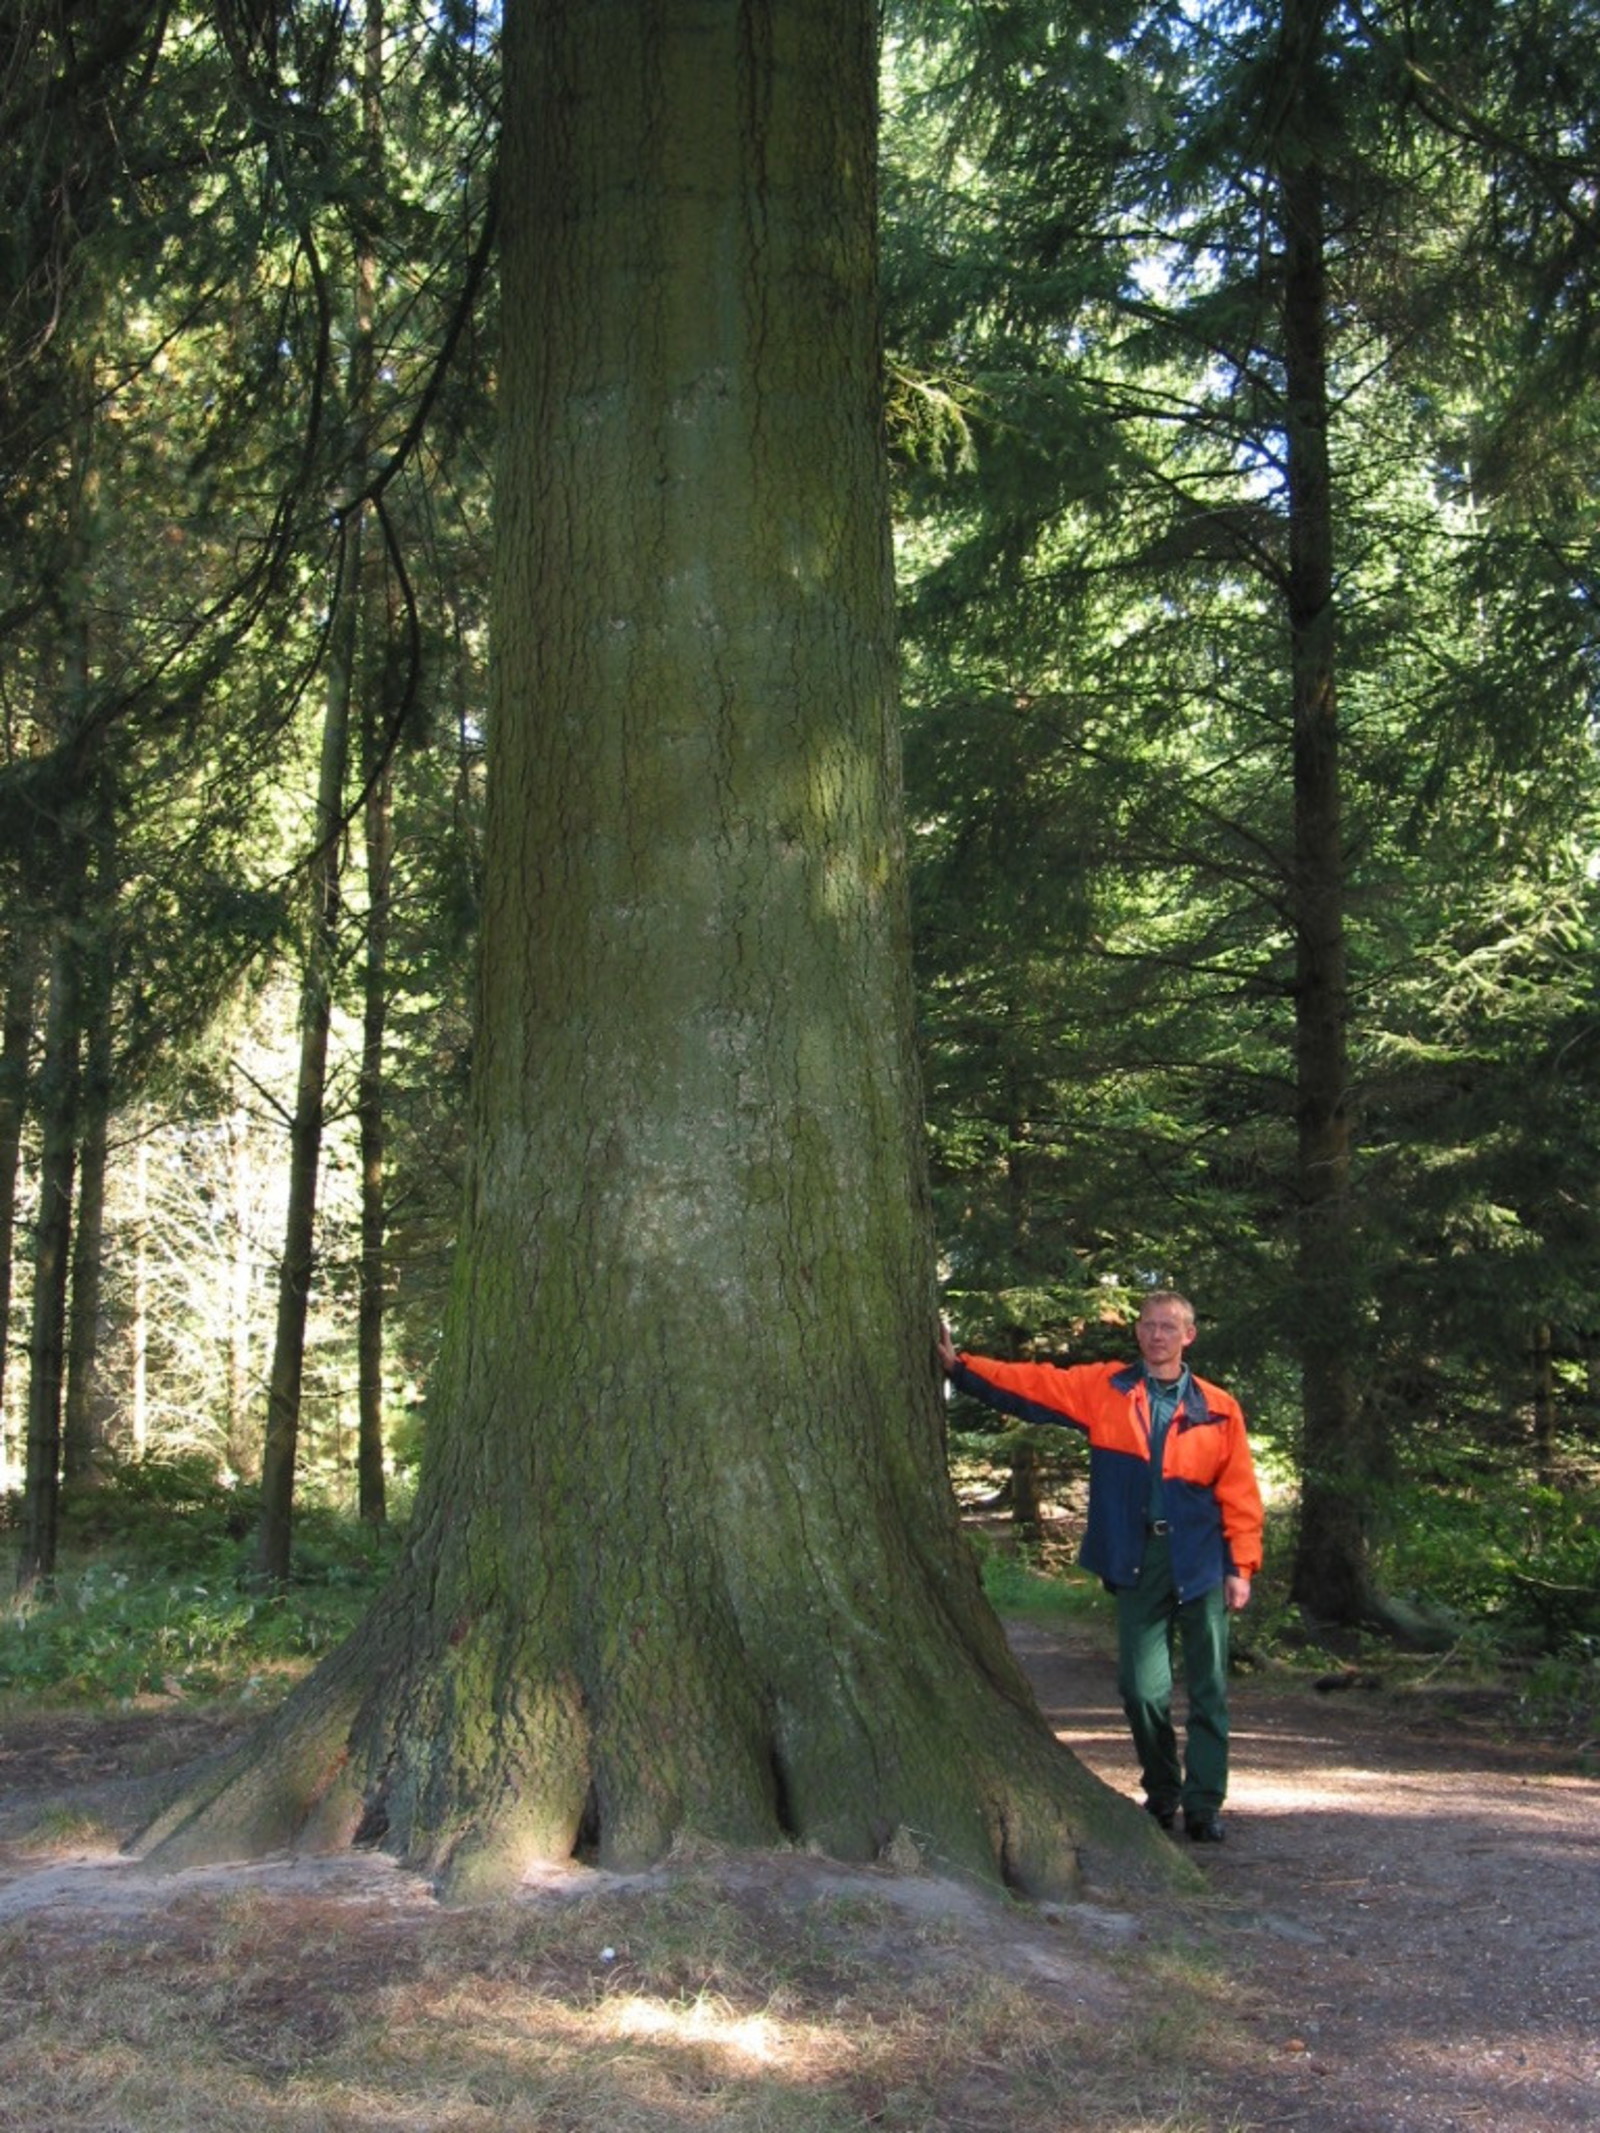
1374;1458;1600;1655
0;1461;398;1709
1;1573;334;1706
1519;1652;1600;1766
885;0;1600;1639
969;1525;1109;1630
0;0;494;1581
50;1455;256;1574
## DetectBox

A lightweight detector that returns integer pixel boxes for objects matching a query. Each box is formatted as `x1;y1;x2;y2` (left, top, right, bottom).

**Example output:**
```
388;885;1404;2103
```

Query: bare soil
1;1624;1596;2133
1013;1619;1600;2132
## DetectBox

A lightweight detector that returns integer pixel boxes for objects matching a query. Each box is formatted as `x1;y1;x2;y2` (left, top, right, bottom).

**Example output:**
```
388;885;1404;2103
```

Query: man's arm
934;1322;1094;1435
1213;1394;1264;1608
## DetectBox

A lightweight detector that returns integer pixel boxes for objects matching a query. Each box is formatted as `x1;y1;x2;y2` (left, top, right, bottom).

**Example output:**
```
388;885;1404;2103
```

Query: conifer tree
885;0;1600;1620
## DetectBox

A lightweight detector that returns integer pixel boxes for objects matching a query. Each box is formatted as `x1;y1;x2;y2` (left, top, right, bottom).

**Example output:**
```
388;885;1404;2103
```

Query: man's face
1135;1302;1195;1378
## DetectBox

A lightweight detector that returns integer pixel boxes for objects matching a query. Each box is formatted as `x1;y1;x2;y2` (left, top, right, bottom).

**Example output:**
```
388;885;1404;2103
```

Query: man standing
937;1291;1263;1842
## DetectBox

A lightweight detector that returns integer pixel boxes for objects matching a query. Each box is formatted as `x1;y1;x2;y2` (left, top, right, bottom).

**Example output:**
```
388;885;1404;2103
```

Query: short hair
1138;1288;1196;1330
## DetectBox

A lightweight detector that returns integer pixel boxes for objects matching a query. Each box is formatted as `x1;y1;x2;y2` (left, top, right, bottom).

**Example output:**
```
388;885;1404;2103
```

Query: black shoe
1184;1812;1225;1844
1145;1801;1177;1832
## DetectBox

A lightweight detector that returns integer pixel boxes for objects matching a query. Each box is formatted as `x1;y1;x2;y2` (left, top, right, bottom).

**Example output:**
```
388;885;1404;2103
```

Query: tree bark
1531;1319;1556;1488
63;927;116;1481
253;669;345;1581
224;1105;257;1479
1274;0;1378;1625
129;1129;149;1459
257;0;388;1570
354;0;389;1530
18;369;96;1587
357;741;392;1528
0;940;38;1482
17;913;81;1591
138;0;1166;1903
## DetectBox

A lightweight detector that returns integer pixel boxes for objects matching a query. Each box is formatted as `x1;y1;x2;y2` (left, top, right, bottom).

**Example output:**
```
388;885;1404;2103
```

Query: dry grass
0;1852;1252;2133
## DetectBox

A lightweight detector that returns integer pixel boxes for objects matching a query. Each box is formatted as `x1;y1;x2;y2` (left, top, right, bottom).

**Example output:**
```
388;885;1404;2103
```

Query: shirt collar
1144;1364;1189;1403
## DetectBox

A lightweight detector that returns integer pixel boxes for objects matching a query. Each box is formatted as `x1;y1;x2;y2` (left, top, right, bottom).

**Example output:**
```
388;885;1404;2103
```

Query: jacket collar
1112;1361;1208;1423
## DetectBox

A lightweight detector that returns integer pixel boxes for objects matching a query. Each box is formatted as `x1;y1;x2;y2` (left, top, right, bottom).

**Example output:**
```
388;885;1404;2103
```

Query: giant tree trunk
1275;0;1378;1624
138;0;1166;1903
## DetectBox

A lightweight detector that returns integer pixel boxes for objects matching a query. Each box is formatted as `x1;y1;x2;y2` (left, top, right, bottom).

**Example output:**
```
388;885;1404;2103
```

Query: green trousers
1114;1533;1231;1818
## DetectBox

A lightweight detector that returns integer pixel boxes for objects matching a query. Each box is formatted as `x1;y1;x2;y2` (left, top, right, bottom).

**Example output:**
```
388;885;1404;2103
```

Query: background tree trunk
1275;0;1378;1625
225;1107;256;1479
0;941;38;1481
129;1130;149;1459
63;916;116;1482
253;665;345;1582
354;0;389;1533
18;910;81;1590
18;369;96;1587
257;0;387;1572
61;1027;111;1483
138;0;1166;1904
1531;1319;1556;1488
357;741;392;1529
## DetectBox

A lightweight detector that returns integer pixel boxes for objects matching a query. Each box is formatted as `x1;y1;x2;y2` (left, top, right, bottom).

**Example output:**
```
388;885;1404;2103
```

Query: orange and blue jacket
948;1353;1264;1601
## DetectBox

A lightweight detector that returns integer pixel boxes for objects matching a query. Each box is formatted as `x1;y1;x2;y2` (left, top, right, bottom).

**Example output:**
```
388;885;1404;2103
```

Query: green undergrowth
972;1525;1112;1631
0;1458;402;1711
1337;1462;1597;1750
1375;1461;1600;1650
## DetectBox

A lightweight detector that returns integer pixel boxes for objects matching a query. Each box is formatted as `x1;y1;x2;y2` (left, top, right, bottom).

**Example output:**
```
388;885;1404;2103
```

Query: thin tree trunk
130;1130;148;1459
63;947;115;1480
18;917;81;1591
1008;1438;1045;1544
254;622;351;1582
1531;1319;1556;1487
354;0;388;1529
357;742;392;1527
255;0;381;1576
226;1107;256;1477
19;373;95;1589
0;941;38;1483
1276;0;1376;1625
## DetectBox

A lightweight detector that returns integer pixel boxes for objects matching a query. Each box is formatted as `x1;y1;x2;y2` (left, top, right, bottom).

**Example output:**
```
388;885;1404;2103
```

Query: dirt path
1010;1621;1600;2133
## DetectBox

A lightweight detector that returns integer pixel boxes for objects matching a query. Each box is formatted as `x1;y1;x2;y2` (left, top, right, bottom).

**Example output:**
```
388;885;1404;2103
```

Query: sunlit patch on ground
608;1992;786;2064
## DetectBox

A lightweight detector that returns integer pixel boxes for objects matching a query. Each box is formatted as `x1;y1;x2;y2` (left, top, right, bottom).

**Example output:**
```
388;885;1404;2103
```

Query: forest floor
1012;1617;1600;2132
0;1614;1596;2133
